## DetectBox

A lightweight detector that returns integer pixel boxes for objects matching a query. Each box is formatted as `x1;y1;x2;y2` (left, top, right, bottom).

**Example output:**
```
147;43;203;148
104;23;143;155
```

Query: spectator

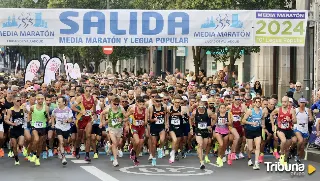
253;81;263;95
293;82;304;100
288;81;295;93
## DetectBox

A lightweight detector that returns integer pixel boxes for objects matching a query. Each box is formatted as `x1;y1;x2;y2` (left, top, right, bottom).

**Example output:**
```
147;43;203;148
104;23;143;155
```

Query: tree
132;0;292;86
109;46;147;73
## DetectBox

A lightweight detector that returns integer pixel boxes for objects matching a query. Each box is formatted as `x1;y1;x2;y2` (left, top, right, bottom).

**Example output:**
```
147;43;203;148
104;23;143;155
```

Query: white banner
25;60;40;83
0;9;308;46
44;57;61;85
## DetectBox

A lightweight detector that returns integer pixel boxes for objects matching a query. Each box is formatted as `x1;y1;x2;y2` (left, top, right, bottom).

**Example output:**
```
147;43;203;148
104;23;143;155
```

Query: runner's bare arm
51;111;55;127
45;106;50;123
148;106;155;123
270;108;279;131
241;109;252;125
308;108;313;122
291;108;297;124
189;110;196;128
27;106;34;122
71;96;82;113
228;112;233;126
4;109;13;126
211;113;217;126
144;108;148;126
164;105;168;127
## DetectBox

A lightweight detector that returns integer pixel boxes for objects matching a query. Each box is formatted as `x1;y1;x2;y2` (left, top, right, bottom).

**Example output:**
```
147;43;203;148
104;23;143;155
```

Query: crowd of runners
0;70;319;171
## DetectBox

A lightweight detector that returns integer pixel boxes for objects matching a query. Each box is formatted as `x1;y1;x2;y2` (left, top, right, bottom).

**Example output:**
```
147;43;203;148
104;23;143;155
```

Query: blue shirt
245;108;262;131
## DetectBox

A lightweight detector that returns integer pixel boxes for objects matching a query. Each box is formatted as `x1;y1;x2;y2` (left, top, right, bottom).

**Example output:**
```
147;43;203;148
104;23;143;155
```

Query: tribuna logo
265;162;305;176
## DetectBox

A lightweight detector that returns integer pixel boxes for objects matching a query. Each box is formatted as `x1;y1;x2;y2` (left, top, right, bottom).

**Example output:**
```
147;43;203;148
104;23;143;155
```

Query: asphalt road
0;153;319;181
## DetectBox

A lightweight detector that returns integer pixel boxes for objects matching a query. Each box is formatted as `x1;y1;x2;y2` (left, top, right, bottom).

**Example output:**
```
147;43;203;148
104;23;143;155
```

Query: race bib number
217;118;227;126
198;122;207;129
111;119;119;126
233;115;240;122
252;118;261;127
85;110;92;116
171;118;180;126
34;122;43;128
281;121;289;129
14;118;23;125
135;120;144;126
155;117;164;124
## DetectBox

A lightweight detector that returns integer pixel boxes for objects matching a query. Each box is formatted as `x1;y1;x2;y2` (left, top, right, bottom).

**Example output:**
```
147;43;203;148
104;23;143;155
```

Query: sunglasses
16;100;21;102
155;100;162;103
114;103;119;106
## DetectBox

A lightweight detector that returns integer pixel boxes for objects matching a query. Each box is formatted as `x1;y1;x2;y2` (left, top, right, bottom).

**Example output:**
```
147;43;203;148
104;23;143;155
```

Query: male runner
72;85;97;162
28;94;50;166
148;95;167;166
51;97;73;165
127;97;147;165
242;97;265;170
270;96;297;166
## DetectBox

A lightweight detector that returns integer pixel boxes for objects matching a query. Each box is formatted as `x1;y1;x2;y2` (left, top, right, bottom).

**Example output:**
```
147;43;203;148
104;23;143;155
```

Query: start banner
0;9;308;47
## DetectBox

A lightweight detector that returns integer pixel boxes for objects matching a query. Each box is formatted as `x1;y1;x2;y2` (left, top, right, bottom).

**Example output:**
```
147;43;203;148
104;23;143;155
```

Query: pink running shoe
273;152;280;159
169;158;174;164
227;154;232;165
231;153;236;160
258;155;264;163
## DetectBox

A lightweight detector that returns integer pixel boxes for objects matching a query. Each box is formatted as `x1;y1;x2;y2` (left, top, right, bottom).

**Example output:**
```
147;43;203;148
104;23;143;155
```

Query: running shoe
35;158;40;166
62;157;67;165
30;155;37;163
222;156;226;162
258;155;264;163
238;152;245;159
204;155;210;163
110;155;114;162
151;158;156;166
42;151;48;159
53;148;58;155
48;149;53;157
118;150;123;158
295;156;302;164
0;149;4;157
134;159;139;166
157;148;163;159
253;163;260;170
93;153;98;159
113;160;119;167
200;161;205;170
22;148;28;157
227;154;232;165
217;157;223;167
279;155;285;165
8;151;14;158
248;159;253;166
84;156;91;162
230;152;236;160
15;160;20;165
273;151;280;159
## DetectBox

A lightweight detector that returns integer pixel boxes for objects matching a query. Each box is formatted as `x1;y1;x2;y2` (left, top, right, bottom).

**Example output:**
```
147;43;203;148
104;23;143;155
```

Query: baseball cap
298;97;307;103
289;98;293;102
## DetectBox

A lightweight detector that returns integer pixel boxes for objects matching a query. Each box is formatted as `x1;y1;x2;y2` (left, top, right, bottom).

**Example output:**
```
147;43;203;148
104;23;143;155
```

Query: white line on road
71;160;90;164
208;163;219;167
65;155;75;159
81;166;119;181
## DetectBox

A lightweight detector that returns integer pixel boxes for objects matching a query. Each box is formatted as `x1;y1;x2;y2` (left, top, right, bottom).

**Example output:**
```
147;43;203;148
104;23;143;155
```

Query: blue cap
210;90;216;95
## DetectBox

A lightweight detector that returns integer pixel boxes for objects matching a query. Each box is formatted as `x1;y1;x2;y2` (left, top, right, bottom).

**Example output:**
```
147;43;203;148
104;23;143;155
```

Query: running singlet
245;108;262;130
215;112;229;134
31;105;47;128
151;105;165;129
81;95;94;121
169;106;182;129
133;107;145;126
277;107;293;130
194;109;211;131
10;107;25;129
53;107;73;131
294;108;309;133
265;107;275;132
108;108;124;128
231;104;242;128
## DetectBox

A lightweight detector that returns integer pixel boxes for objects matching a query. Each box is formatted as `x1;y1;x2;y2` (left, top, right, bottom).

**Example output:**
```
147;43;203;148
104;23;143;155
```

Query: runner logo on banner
0;9;308;47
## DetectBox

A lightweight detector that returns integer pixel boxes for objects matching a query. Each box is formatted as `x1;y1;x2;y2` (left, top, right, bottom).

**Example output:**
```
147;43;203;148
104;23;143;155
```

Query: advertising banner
0;9;308;46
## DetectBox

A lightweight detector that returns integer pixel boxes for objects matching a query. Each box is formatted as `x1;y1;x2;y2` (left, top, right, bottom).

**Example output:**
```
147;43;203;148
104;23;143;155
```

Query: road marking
208;163;219;167
119;165;213;176
65;155;75;159
81;166;119;181
71;160;90;164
